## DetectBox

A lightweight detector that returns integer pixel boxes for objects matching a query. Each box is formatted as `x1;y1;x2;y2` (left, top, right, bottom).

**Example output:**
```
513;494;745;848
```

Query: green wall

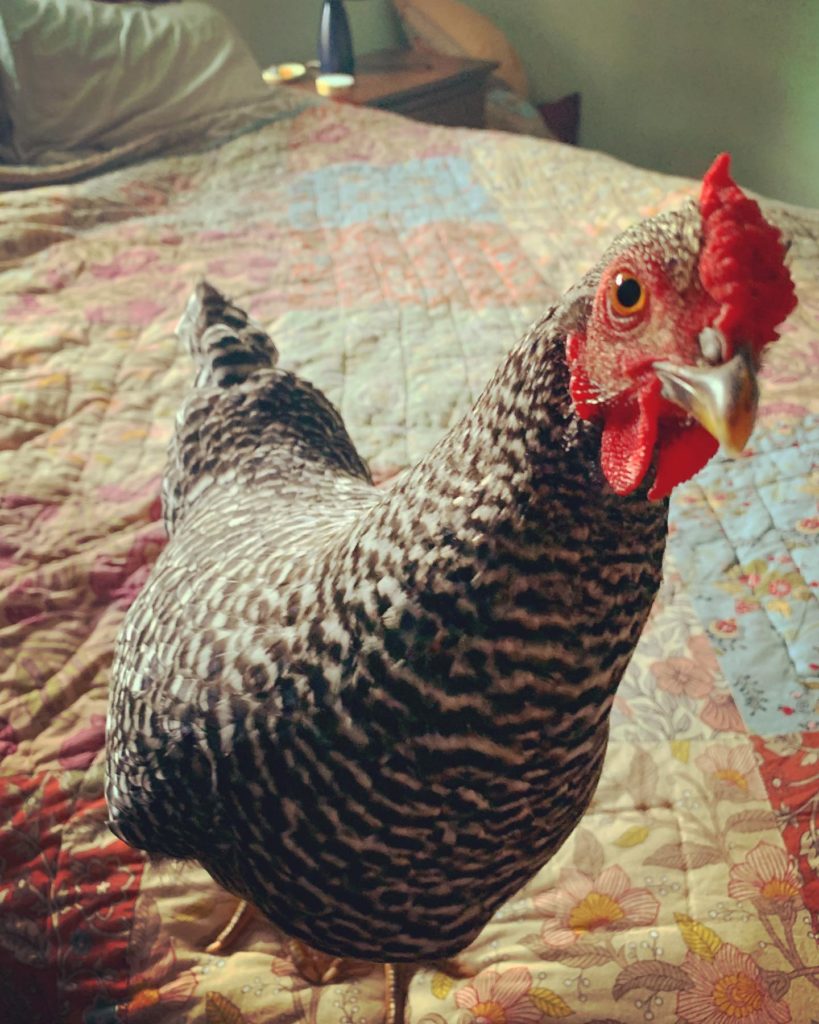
209;0;402;71
211;0;818;208
466;0;819;208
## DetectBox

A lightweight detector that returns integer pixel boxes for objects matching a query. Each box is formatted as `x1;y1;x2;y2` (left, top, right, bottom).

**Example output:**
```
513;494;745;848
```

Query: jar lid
315;73;355;96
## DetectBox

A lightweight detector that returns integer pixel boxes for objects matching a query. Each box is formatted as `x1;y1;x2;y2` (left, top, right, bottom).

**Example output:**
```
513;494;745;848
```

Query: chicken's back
163;281;373;536
106;281;379;864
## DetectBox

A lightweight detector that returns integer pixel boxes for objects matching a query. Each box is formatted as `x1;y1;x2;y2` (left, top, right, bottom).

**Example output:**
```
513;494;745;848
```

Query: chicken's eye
609;273;646;317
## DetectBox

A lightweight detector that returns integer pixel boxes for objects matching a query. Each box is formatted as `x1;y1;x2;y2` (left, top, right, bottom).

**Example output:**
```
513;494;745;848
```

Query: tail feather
177;280;278;388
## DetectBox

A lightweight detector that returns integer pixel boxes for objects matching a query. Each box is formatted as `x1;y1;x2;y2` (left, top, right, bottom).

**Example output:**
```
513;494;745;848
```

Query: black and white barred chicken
105;156;796;971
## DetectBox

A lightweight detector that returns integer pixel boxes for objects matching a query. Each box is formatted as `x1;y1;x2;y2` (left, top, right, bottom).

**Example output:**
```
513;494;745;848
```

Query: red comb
699;153;796;354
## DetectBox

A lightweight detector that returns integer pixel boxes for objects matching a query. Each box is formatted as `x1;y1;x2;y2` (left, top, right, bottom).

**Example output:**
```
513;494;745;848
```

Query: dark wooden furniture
293;49;499;129
538;92;581;145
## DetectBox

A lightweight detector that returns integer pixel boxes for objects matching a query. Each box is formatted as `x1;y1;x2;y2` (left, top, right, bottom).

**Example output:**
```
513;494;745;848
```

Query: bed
2;4;819;1023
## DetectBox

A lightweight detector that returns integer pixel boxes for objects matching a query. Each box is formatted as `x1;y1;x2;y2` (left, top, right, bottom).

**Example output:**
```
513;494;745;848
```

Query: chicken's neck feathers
365;306;663;559
332;310;669;730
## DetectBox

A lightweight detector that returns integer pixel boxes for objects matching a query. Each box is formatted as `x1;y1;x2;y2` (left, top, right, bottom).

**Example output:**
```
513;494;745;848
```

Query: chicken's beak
653;344;759;456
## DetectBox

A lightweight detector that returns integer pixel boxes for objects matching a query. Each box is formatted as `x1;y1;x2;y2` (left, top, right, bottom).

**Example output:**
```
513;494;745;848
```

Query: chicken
105;155;796;967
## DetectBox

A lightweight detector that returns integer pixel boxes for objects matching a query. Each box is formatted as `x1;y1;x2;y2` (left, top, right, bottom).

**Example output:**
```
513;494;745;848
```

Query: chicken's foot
287;939;348;985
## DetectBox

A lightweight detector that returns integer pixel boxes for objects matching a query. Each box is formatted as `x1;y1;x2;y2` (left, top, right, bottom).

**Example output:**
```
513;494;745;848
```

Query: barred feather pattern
106;254;672;961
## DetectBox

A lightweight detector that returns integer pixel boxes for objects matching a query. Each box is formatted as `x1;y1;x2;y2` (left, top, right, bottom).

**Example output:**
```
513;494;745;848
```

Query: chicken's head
566;154;797;500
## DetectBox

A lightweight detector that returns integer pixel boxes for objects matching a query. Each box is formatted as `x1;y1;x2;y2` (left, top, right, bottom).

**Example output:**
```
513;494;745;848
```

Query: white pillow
0;0;270;164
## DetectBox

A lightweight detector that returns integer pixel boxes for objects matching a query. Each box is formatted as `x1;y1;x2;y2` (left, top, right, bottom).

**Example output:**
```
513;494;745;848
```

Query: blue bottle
318;0;355;75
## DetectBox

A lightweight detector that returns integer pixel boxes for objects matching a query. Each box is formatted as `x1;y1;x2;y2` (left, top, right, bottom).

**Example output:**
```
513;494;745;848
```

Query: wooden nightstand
294;49;499;129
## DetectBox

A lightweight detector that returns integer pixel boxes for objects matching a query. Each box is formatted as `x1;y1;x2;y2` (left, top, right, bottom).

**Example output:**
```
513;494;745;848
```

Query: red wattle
648;421;719;500
600;380;661;495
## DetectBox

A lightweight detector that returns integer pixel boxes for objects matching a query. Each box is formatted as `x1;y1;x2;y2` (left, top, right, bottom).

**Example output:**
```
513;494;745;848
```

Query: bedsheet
1;90;818;1024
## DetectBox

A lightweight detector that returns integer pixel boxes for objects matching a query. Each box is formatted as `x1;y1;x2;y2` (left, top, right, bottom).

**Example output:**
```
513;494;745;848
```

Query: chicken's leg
206;897;467;1019
205;899;351;985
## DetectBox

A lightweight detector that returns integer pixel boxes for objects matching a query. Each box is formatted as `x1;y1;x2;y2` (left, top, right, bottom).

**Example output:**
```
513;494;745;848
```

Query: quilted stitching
672;417;819;733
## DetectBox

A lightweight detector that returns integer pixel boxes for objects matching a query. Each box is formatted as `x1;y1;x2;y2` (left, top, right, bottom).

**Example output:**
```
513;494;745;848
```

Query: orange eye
609;273;647;317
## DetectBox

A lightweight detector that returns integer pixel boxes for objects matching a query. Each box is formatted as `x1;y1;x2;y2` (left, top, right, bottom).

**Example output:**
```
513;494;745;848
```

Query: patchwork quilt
1;89;818;1024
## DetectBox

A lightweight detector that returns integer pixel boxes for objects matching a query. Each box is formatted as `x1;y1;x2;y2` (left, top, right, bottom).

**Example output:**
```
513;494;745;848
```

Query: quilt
1;89;818;1024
